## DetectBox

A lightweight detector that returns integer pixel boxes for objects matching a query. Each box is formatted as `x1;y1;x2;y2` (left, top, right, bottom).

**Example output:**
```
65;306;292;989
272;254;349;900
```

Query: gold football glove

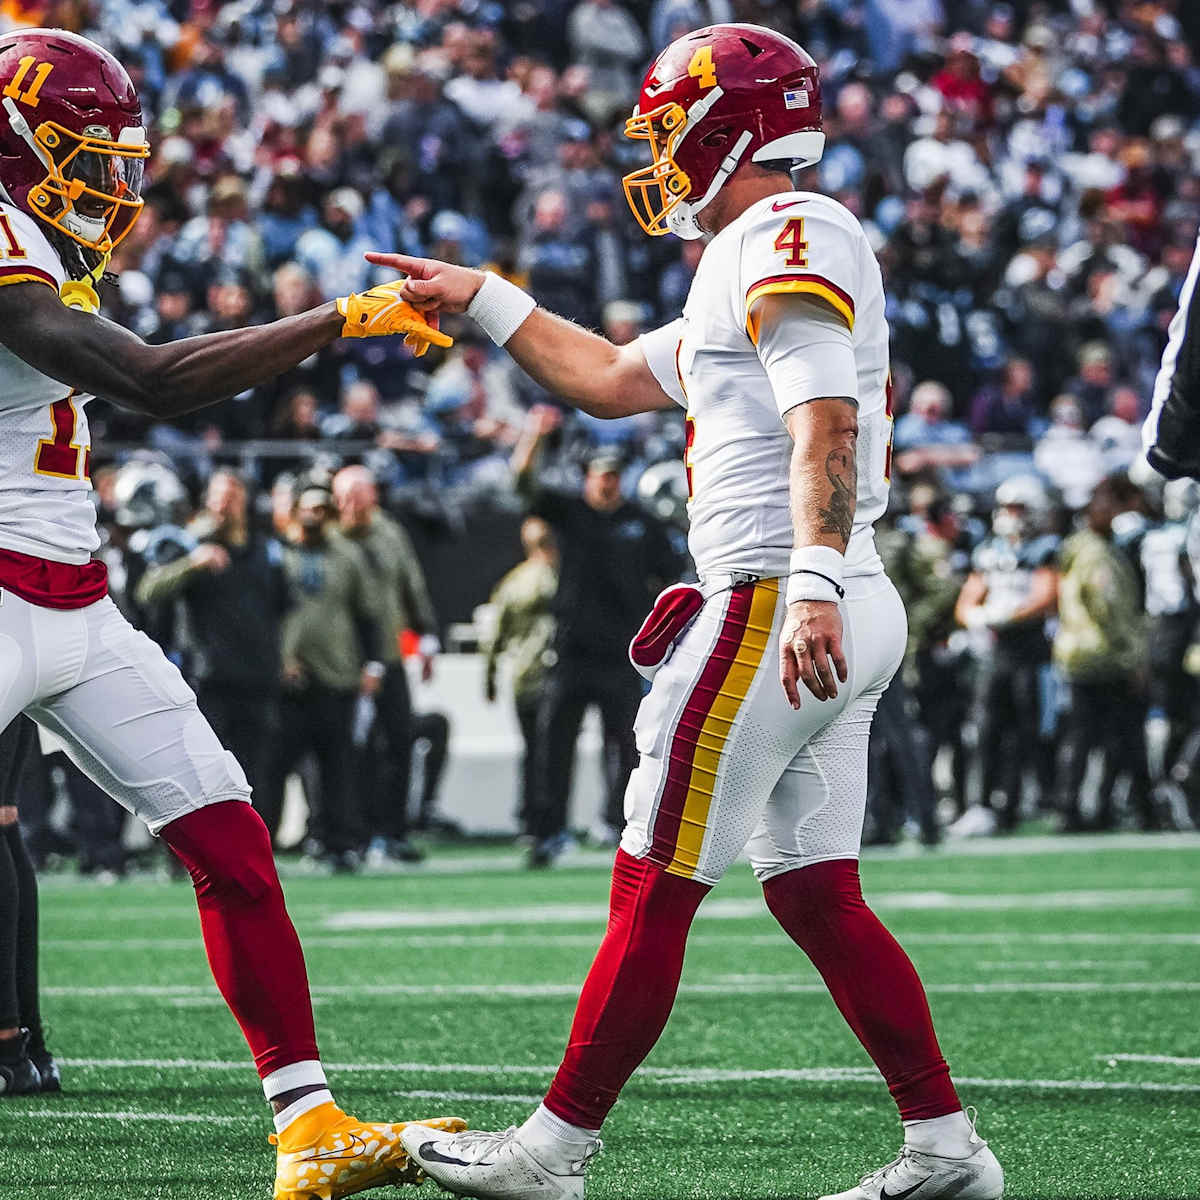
336;281;453;356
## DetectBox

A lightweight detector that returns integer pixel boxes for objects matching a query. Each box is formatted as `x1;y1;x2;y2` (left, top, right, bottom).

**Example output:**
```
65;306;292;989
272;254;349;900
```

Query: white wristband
466;272;536;346
786;545;846;606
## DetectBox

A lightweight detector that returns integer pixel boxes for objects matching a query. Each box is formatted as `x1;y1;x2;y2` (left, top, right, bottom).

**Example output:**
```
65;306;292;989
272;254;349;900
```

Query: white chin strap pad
64;210;107;242
668;128;755;240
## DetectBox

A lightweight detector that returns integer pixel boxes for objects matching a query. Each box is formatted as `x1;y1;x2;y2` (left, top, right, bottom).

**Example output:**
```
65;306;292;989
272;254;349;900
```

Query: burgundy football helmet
0;28;148;254
623;23;825;240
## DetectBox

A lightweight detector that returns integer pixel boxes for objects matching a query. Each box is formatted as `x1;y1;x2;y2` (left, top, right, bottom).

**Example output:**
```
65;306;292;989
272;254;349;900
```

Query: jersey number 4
35;394;90;481
773;217;808;268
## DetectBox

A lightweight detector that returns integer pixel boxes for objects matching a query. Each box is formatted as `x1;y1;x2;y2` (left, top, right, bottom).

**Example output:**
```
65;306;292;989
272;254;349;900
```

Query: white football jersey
640;191;892;581
0;202;98;564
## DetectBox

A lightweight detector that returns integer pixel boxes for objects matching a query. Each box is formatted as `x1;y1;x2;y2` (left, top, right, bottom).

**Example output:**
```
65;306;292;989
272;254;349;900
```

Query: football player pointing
378;25;1004;1200
0;28;464;1199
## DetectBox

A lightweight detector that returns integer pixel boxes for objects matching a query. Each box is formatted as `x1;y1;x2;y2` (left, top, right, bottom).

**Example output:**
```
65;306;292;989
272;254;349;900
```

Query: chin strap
668;128;754;239
3;96;51;173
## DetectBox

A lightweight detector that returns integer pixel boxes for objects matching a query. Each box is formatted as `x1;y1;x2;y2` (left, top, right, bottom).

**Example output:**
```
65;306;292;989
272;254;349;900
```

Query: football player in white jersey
374;24;1003;1200
0;27;466;1197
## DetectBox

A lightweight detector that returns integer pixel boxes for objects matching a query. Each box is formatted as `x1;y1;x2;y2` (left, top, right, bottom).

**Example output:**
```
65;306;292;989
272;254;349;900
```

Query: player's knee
162;800;280;905
762;858;866;925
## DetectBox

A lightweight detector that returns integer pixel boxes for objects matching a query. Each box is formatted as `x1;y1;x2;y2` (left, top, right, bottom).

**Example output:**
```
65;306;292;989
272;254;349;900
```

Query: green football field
6;834;1200;1200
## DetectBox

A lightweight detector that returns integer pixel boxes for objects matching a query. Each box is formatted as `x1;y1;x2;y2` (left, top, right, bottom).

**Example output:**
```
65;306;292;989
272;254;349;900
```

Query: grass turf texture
5;835;1199;1200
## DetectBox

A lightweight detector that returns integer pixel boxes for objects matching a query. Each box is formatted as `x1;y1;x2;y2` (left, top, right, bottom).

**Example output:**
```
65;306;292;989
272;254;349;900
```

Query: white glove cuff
785;544;846;606
466;273;536;346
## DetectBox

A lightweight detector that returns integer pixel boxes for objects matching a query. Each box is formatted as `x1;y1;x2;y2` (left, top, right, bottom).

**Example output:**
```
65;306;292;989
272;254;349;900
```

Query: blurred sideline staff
484;516;559;835
1053;474;1154;832
0;716;57;1095
954;476;1060;835
512;406;681;864
261;483;380;869
332;465;440;864
137;469;286;797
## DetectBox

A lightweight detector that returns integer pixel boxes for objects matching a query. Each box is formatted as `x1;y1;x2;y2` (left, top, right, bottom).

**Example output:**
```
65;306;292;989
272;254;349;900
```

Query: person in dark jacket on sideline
136;469;286;797
511;405;680;865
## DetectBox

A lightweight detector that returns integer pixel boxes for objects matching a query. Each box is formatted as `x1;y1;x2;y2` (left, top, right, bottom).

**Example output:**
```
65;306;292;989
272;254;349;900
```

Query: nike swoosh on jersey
771;199;810;211
418;1141;493;1168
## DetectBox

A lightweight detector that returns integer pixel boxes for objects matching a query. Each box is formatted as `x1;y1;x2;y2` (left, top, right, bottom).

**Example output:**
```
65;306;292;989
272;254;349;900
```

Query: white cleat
945;805;998;839
400;1124;599;1199
819;1140;1004;1200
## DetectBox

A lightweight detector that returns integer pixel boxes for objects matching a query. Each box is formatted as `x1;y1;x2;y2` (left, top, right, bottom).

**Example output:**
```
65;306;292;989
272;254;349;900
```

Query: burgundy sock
763;859;960;1121
161;801;319;1078
544;849;709;1129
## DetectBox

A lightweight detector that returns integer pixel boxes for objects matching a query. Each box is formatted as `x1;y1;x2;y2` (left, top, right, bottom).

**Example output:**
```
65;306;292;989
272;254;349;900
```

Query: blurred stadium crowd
6;0;1200;869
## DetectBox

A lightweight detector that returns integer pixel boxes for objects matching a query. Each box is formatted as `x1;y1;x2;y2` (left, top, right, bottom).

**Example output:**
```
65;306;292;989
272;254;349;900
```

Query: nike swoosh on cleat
771;199;809;211
304;1133;370;1162
418;1141;493;1168
880;1179;934;1200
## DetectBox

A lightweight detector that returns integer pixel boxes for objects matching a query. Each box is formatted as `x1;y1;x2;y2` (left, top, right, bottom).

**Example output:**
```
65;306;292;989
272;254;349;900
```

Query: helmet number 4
687;45;717;89
2;56;54;108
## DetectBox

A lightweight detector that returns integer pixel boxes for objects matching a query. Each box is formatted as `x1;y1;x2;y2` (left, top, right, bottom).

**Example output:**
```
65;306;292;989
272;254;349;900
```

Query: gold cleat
271;1101;467;1198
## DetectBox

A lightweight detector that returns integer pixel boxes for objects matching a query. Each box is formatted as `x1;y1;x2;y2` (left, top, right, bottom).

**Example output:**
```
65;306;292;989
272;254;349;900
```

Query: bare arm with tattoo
778;397;859;706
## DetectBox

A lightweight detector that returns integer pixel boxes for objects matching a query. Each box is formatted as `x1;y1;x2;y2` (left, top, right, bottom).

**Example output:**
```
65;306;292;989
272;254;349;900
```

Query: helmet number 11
2;56;54;108
687;45;717;89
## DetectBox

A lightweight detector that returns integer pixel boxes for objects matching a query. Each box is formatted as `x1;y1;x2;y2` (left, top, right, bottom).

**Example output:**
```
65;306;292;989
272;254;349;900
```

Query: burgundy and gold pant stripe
647;578;779;878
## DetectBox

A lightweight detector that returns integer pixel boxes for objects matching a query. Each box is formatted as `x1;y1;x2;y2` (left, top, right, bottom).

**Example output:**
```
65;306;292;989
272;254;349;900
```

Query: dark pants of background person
0;716;41;1043
260;682;360;854
360;663;414;843
1056;677;1153;830
62;760;128;875
514;692;541;835
13;733;126;874
914;646;969;815
969;654;1048;828
1147;613;1197;775
866;675;939;843
411;711;450;829
197;683;279;799
532;658;641;841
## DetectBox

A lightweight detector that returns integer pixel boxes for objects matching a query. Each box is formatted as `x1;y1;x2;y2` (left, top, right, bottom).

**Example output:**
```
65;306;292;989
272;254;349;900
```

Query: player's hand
360;666;384;697
484;673;498;704
190;543;230;572
421;654;436;684
780;600;847;707
336;280;454;355
281;660;306;688
364;252;486;315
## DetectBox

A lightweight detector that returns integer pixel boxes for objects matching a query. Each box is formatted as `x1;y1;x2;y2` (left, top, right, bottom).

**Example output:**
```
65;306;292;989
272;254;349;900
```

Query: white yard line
40;930;1200;952
43;978;1200;1000
975;960;1151;970
321;889;1194;931
1097;1053;1200;1067
51;1058;1200;1097
1;1109;243;1125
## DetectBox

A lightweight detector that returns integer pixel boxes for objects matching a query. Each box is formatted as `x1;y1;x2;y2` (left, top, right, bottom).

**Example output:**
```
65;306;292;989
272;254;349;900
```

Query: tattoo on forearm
818;447;855;545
